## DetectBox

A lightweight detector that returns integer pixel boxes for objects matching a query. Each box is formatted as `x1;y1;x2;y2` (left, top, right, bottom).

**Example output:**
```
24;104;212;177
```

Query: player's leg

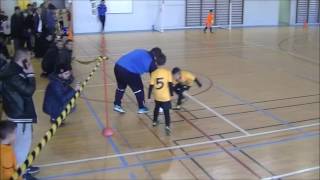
113;65;127;113
153;101;160;126
163;101;172;135
173;83;183;109
203;26;207;33
128;74;148;113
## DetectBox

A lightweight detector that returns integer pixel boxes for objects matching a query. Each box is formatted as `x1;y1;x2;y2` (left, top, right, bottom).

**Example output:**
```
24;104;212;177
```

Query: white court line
183;92;250;135
261;166;320;180
245;41;318;65
37;122;319;168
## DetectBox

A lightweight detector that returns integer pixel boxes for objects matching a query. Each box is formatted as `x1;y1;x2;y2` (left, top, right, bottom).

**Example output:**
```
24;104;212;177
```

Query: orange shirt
0;144;18;180
206;13;214;25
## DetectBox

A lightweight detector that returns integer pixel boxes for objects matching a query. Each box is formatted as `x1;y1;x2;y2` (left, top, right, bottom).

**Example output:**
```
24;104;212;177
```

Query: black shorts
114;64;143;92
155;101;172;110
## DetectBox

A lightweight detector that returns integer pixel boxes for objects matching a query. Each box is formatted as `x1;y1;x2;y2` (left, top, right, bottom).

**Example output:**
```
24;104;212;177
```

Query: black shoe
26;166;40;175
23;173;38;180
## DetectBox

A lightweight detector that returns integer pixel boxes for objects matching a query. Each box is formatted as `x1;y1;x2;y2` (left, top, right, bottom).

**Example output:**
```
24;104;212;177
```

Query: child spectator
43;63;80;125
0;120;18;180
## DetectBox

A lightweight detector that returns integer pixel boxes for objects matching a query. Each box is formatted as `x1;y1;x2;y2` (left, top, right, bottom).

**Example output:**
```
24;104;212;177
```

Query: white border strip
37;123;319;168
261;166;320;180
184;92;250;135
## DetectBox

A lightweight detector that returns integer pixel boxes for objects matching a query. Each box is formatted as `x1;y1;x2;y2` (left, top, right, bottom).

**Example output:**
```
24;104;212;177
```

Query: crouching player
148;54;173;135
172;67;202;110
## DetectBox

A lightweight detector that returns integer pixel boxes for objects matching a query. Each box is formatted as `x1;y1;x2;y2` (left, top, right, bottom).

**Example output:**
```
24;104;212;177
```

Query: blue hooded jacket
43;74;75;119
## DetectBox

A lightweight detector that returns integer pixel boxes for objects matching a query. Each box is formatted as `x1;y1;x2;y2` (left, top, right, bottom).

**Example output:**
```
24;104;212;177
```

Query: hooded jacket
0;61;37;123
43;74;75;119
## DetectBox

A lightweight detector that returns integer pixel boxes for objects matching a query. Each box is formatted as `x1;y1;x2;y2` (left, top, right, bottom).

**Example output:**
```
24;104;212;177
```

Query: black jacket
41;45;60;74
0;61;37;123
10;13;24;38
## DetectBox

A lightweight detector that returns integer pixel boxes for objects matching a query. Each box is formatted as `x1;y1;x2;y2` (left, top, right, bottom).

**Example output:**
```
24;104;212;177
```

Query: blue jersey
116;49;156;75
97;4;107;16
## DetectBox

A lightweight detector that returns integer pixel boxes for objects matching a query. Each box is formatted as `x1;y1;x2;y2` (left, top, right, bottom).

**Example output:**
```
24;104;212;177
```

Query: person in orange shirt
203;9;214;33
0;120;19;180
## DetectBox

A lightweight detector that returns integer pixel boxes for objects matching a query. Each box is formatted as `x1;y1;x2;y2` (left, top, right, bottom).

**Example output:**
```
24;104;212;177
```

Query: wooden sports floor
30;26;319;179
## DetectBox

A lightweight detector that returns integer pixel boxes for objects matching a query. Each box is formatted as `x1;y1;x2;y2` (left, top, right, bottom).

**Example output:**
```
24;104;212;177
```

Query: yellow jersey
150;68;172;102
174;71;196;86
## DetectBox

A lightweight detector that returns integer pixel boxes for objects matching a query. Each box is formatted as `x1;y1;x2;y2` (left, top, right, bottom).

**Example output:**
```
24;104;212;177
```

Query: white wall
1;0;17;17
73;0;160;33
290;0;297;24
243;0;280;26
73;0;186;33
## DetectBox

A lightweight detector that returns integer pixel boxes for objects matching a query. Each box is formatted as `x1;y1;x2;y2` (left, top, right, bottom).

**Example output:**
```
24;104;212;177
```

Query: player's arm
149;60;157;73
168;72;174;96
169;82;174;96
148;74;155;99
194;78;202;87
148;85;154;99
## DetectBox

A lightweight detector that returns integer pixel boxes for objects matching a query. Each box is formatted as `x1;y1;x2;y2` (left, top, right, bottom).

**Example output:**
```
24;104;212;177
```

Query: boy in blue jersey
113;47;165;114
97;0;107;32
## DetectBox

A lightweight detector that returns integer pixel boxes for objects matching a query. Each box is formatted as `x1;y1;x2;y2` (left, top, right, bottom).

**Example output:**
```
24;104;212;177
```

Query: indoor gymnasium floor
29;26;319;179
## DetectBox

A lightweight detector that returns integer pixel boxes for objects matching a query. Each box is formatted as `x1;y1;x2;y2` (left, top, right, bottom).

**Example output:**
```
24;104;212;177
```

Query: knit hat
55;63;72;74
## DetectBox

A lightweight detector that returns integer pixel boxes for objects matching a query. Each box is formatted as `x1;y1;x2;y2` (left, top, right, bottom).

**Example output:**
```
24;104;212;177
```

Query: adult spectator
41;39;64;77
34;33;54;58
11;6;24;51
0;49;39;179
45;4;57;35
22;4;35;51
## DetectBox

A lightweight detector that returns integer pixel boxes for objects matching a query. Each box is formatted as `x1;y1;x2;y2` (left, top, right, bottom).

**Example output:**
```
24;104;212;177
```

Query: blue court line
83;94;154;179
38;132;319;180
82;94;134;178
213;83;307;134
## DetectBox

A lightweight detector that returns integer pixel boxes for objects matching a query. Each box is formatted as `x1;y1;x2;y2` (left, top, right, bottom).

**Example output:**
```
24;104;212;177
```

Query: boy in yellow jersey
172;67;202;110
148;54;173;135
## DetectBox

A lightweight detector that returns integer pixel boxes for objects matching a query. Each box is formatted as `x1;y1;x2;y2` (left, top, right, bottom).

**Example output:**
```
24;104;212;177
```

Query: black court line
218;134;277;177
178;94;319;113
174;109;263;178
172;140;215;180
186;108;276;177
162;101;319;124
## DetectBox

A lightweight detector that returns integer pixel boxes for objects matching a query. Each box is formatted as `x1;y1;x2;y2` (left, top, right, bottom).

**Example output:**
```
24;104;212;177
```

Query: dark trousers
21;36;33;51
174;84;190;105
99;15;106;31
203;27;213;33
114;64;145;108
153;101;171;127
13;38;21;51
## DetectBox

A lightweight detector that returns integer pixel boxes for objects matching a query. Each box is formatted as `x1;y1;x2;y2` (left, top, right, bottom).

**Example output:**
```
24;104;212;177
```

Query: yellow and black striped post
10;56;108;180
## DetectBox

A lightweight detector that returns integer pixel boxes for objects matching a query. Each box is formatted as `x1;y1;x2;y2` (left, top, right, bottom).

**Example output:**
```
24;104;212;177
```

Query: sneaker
138;107;149;114
114;105;126;113
172;105;181;110
152;121;159;127
165;126;171;135
26;166;40;175
23;173;38;180
159;108;164;113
